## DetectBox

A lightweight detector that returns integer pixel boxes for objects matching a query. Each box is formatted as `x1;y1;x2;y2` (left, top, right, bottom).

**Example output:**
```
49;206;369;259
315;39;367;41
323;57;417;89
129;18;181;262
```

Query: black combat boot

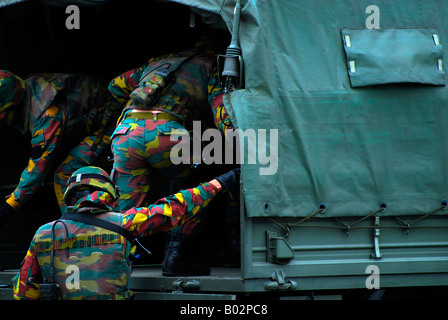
162;233;211;277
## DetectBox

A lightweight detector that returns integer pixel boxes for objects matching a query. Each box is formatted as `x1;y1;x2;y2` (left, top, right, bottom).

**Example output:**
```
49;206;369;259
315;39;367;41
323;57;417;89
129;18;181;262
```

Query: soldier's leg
149;121;212;276
147;120;197;232
54;130;112;214
111;119;152;211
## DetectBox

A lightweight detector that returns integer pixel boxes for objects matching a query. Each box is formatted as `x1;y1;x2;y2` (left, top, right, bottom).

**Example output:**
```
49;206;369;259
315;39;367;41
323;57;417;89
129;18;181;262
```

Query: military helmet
0;70;26;114
64;166;119;205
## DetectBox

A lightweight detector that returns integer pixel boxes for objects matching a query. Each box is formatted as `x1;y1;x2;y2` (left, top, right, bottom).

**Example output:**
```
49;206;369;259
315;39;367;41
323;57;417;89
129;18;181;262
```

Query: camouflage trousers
54;127;114;214
111;117;194;232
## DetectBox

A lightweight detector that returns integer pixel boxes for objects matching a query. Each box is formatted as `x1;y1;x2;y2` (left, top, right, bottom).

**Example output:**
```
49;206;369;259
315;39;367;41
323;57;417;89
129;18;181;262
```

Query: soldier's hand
215;168;240;196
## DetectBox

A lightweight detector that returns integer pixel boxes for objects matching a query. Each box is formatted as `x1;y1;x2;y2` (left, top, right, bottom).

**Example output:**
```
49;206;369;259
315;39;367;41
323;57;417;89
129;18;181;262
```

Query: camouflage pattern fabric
0;73;121;213
111;117;191;211
108;49;217;214
0;70;26;114
63;166;119;205
54;126;116;213
109;49;216;124
208;69;235;135
12;182;220;300
128;49;199;114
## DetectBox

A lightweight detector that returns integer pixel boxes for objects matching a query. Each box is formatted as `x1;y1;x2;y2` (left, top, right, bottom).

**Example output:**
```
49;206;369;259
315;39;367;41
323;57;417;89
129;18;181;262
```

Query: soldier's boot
162;233;211;277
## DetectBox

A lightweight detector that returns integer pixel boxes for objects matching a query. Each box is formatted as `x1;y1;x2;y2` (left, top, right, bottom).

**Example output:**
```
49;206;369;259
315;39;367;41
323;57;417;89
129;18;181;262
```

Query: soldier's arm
12;239;42;300
108;58;156;104
6;105;63;210
122;180;222;238
208;68;235;134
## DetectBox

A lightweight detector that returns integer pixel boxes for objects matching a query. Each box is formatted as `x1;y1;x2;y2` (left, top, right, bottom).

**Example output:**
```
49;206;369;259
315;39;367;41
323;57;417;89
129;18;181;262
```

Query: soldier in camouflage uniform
12;166;239;300
108;43;218;211
0;70;122;225
108;37;230;275
108;29;243;271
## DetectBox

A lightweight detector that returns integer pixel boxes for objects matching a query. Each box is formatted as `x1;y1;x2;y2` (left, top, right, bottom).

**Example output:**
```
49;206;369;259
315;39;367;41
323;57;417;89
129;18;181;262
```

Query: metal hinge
264;269;297;291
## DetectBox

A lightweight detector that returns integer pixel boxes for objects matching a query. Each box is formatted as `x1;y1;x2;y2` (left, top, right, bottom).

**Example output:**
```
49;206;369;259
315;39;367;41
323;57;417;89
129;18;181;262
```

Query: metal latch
266;231;295;265
264;269;297;291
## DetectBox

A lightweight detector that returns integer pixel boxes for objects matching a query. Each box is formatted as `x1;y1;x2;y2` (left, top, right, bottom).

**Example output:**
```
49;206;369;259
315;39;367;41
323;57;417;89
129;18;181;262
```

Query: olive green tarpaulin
171;0;448;218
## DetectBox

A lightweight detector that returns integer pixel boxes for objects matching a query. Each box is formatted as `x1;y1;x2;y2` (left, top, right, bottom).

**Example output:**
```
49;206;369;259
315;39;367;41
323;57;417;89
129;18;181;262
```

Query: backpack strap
139;48;200;83
121;49;200;117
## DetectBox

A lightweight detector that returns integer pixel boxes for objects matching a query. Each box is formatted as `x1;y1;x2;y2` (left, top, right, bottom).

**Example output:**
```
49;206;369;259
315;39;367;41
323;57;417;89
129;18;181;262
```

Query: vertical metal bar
371;217;382;260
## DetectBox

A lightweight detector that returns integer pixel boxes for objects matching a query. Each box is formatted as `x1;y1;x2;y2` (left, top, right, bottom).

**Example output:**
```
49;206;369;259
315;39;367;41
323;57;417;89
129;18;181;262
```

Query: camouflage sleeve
13;238;42;300
108;58;156;104
208;68;234;134
123;182;220;238
6;105;63;210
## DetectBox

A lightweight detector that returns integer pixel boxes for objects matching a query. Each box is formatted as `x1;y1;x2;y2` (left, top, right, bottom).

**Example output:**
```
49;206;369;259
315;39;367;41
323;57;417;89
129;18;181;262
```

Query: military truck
1;0;448;300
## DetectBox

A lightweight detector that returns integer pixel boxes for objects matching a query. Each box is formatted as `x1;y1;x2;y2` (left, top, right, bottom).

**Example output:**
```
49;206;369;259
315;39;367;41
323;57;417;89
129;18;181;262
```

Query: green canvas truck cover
171;0;448;219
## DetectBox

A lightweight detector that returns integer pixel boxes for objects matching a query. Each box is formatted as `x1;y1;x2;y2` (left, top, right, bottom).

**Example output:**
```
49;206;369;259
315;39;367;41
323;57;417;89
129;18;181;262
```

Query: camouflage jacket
108;49;217;126
24;73;115;136
5;73;121;210
12;182;220;300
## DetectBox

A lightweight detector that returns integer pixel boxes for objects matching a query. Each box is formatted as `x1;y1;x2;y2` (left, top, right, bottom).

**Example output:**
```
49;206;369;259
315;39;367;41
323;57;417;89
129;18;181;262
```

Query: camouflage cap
0;70;26;113
64;166;119;205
